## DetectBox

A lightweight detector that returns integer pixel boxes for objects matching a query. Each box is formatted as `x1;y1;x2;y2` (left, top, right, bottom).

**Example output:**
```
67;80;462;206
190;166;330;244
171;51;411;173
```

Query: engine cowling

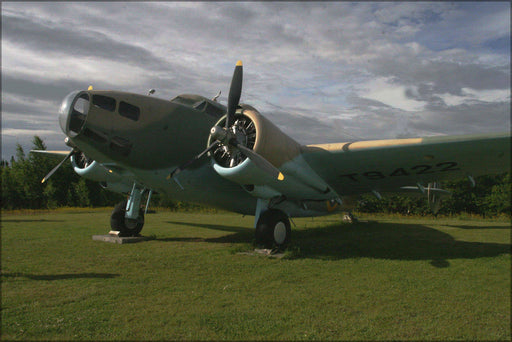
208;105;331;200
70;153;132;193
71;154;110;181
209;104;301;183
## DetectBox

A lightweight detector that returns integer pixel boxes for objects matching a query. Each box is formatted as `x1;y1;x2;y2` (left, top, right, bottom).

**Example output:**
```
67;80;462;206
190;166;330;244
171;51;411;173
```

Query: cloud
439;88;510;106
2;128;58;137
357;77;427;112
1;2;510;160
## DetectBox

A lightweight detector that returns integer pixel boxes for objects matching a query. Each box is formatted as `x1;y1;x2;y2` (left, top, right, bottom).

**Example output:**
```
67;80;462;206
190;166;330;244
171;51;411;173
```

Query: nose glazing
59;91;90;137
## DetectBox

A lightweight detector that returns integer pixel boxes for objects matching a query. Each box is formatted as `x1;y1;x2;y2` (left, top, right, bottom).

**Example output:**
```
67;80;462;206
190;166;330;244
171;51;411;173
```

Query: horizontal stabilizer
400;186;451;197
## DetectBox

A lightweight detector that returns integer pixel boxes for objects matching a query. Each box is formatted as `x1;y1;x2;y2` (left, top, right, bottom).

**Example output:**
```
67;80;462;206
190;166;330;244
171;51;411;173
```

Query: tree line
357;173;510;217
1;136;510;217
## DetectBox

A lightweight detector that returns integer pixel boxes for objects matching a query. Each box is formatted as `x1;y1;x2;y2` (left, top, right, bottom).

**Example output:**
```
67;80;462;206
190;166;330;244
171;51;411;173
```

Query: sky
2;1;510;160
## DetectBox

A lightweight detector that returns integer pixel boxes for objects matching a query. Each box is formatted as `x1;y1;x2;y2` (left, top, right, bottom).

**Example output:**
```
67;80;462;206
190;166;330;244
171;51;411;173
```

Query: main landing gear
110;183;150;237
254;208;291;250
110;200;144;236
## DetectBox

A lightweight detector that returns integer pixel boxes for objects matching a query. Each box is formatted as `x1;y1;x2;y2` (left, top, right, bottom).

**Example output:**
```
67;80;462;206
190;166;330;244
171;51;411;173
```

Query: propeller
232;141;284;181
41;150;75;183
226;60;243;129
167;141;219;179
168;61;284;182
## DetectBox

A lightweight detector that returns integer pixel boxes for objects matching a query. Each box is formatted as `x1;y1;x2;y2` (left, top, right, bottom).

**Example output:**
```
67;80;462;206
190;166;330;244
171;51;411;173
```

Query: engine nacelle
244;105;302;167
71;156;112;182
211;105;331;200
70;155;134;194
211;105;300;182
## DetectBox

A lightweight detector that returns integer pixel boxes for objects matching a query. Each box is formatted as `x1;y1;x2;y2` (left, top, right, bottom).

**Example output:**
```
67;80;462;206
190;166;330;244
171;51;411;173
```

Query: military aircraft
33;61;510;249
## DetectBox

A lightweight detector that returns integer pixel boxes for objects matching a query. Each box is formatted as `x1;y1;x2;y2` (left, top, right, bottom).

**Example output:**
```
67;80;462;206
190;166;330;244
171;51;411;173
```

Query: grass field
1;209;510;340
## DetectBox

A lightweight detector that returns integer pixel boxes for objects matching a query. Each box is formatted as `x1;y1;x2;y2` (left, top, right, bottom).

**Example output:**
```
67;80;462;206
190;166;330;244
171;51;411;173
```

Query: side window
92;95;116;112
119;101;140;121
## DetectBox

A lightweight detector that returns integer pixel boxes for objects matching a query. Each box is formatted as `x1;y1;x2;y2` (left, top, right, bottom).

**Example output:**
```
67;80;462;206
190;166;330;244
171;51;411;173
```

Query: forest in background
1;136;510;217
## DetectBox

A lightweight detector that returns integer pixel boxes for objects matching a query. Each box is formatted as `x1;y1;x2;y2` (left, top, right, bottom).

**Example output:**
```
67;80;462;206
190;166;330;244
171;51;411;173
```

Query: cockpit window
171;95;226;118
73;93;89;114
193;100;225;118
204;102;225;118
119;101;140;121
193;101;207;111
171;94;204;106
69;93;89;134
92;95;116;112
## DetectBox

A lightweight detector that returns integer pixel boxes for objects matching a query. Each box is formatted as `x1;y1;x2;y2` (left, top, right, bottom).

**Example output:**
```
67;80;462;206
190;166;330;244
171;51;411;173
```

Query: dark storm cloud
2;13;170;71
2;75;88;101
415;101;509;132
368;58;510;95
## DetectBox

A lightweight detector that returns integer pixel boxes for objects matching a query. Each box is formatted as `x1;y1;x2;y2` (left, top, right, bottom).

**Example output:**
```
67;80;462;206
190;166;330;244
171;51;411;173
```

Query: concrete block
92;234;151;244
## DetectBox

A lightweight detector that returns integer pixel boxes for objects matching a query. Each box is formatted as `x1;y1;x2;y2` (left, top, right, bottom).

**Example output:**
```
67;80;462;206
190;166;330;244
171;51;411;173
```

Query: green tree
2;135;510;215
73;178;91;207
482;173;511;216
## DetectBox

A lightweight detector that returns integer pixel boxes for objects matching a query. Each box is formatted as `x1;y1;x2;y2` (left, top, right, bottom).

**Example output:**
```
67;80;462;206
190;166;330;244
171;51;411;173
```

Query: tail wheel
110;200;144;237
255;209;291;249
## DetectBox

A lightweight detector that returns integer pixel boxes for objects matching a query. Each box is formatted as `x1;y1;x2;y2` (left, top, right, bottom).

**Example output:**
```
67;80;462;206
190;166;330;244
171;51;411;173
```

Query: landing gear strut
255;209;291;249
110;183;147;237
110;200;144;236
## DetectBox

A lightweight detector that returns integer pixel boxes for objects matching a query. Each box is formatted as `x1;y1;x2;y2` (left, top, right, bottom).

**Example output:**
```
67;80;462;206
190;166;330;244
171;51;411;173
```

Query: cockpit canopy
171;94;226;119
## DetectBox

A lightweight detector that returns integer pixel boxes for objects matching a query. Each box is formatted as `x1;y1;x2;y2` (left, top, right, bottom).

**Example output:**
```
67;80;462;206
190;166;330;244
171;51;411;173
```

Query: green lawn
2;209;510;340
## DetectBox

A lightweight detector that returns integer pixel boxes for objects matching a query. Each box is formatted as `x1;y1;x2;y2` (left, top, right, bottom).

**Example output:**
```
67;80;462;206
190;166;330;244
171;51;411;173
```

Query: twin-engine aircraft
34;61;510;248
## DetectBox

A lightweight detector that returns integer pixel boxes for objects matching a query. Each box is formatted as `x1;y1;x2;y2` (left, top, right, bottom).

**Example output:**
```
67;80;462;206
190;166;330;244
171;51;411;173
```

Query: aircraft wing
302;132;510;196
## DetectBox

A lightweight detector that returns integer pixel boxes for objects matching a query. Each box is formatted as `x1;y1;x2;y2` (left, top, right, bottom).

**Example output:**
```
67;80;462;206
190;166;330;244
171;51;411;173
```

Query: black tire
255;209;291;249
110;200;144;237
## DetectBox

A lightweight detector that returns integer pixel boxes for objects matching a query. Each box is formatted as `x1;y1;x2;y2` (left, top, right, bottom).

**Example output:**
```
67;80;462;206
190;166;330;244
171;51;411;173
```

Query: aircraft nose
59;90;90;137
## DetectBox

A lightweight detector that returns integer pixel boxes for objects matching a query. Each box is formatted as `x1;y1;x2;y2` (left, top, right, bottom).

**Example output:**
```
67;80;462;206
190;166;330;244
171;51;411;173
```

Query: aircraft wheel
255;209;291;249
110;200;144;237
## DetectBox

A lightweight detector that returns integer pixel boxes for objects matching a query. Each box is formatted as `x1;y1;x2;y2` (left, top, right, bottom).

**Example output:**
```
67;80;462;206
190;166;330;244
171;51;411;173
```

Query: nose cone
59;90;90;137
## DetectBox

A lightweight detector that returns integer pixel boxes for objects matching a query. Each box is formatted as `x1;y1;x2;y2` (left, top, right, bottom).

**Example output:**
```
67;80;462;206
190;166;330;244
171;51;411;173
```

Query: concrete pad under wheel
92;234;151;244
238;248;286;259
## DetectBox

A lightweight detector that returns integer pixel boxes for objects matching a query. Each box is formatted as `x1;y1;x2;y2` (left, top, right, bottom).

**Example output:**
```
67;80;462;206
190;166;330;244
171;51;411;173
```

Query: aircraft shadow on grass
1;272;120;281
161;221;251;243
161;220;510;268
443;224;511;230
2;219;65;223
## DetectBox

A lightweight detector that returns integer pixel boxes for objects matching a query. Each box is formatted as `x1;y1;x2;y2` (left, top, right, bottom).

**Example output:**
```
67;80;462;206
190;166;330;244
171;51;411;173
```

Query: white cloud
462;88;510;103
2;41;155;89
439;88;510;106
358;77;427;112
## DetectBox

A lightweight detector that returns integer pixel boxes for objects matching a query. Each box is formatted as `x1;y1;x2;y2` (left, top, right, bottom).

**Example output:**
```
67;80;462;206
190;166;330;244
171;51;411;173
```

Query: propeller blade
167;141;220;179
232;141;284;181
226;60;243;129
41;150;74;183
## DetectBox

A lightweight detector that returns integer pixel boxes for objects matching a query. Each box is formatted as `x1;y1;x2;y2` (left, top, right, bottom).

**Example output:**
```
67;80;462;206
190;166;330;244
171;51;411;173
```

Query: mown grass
1;209;510;340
